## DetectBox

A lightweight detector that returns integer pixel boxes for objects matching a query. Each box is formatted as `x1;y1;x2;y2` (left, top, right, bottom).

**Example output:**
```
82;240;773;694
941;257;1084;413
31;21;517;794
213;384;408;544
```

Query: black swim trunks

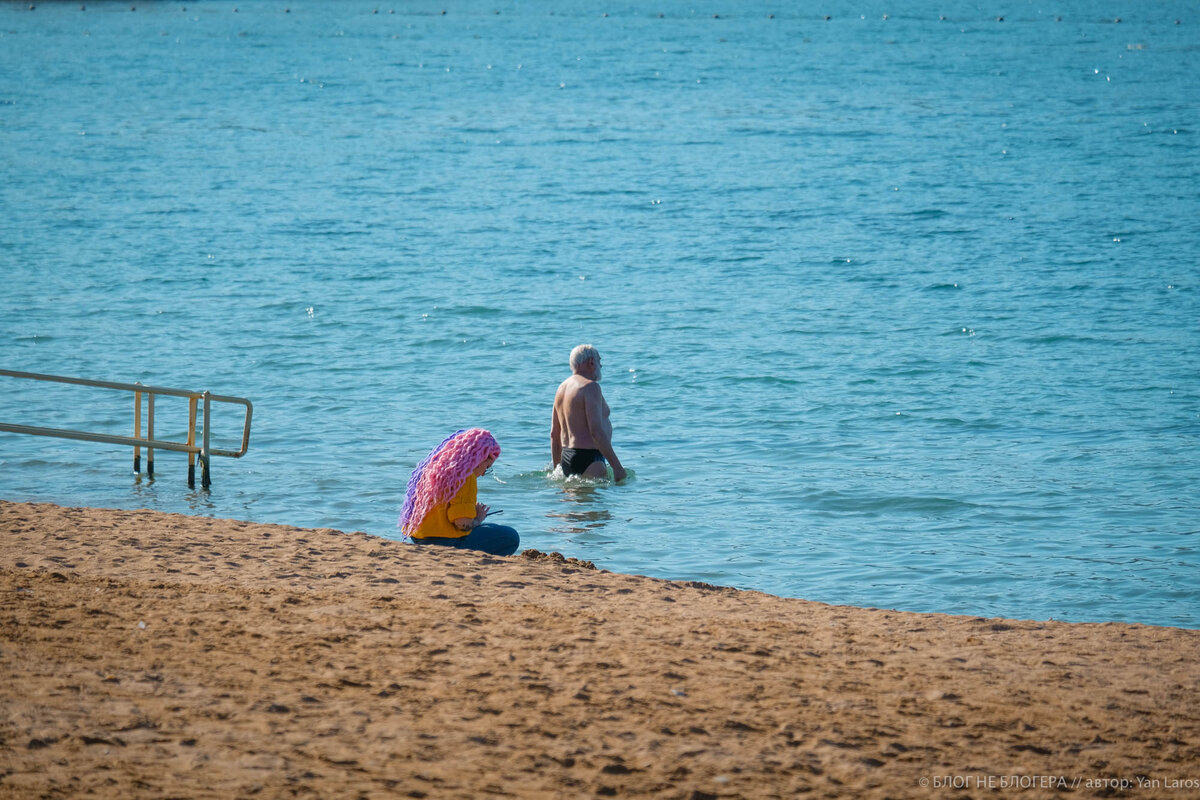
560;447;605;476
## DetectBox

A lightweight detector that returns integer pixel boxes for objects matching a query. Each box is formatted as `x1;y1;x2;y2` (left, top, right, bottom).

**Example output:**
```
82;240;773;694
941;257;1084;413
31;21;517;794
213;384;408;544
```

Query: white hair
569;344;600;371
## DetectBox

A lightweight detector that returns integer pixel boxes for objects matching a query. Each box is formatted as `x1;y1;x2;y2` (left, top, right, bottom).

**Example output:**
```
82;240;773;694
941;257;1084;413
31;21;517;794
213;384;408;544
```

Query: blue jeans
414;523;520;556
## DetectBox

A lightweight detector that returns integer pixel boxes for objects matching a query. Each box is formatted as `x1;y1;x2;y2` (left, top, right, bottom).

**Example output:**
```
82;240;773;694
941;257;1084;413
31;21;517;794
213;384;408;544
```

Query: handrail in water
0;369;253;488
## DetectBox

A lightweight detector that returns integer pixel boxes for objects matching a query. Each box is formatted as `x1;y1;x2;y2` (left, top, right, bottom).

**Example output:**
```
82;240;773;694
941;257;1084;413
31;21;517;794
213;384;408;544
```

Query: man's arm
583;384;626;482
550;395;563;468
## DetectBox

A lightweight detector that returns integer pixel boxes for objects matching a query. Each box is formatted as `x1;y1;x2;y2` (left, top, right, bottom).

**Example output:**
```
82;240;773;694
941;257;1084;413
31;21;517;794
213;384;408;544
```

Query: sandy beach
1;499;1197;798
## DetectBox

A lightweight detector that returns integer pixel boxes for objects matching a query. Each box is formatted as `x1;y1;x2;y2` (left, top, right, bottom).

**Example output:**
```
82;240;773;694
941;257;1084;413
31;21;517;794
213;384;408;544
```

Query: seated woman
398;428;520;556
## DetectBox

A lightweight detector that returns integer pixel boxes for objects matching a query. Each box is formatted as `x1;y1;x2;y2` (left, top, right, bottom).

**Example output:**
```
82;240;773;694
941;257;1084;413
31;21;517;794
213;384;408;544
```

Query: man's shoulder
560;374;595;391
577;378;603;400
555;376;583;404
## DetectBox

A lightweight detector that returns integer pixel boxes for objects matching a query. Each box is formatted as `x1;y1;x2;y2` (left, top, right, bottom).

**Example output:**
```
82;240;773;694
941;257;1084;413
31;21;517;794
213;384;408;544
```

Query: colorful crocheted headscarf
398;428;501;538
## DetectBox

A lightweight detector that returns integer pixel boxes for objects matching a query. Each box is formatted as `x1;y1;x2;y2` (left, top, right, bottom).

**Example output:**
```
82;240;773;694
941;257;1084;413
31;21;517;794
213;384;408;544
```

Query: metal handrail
0;369;252;488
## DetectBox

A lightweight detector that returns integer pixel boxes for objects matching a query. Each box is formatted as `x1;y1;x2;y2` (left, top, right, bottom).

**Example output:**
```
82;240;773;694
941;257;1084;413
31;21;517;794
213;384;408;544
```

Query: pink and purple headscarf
398;428;501;538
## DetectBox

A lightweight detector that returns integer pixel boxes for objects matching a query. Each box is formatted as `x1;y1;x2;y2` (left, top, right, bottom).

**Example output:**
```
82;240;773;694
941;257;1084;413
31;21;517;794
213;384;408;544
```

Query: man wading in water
551;344;627;482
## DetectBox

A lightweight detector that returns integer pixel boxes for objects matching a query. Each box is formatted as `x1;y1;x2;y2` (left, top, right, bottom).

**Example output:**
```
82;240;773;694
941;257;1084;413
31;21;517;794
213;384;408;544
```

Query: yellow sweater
412;475;477;539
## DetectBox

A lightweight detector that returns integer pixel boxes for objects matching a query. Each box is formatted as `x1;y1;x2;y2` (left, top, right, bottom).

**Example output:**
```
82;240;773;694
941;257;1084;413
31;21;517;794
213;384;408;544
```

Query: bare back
553;374;611;450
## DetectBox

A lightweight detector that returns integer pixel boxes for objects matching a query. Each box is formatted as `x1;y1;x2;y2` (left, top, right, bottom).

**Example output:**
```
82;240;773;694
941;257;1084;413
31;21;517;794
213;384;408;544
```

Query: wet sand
1;499;1197;798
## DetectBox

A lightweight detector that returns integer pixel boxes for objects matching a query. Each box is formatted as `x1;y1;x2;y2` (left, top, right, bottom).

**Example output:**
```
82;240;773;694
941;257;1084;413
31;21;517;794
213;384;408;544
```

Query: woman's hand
453;504;491;532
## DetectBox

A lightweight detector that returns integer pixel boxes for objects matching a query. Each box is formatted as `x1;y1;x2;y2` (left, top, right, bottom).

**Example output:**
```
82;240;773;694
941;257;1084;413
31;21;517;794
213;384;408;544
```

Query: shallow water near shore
1;1;1198;627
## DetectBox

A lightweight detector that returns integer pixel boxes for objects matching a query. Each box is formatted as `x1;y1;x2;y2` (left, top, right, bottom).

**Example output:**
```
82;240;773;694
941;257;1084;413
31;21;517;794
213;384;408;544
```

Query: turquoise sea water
2;1;1197;628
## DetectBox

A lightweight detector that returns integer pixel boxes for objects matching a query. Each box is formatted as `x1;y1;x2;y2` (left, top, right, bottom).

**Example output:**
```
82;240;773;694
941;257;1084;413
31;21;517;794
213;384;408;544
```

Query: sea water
1;1;1197;628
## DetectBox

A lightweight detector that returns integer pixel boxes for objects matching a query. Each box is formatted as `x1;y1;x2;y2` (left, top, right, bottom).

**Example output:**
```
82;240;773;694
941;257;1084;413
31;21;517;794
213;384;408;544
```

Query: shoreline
2;499;1197;798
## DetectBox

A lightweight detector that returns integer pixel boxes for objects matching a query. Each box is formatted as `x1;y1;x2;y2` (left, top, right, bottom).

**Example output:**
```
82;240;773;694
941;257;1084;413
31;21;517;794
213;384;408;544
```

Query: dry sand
1;499;1197;799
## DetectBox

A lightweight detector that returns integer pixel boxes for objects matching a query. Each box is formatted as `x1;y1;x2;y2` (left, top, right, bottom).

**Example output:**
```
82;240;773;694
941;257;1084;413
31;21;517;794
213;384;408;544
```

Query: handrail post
133;386;142;475
147;393;155;479
187;396;197;488
201;391;211;489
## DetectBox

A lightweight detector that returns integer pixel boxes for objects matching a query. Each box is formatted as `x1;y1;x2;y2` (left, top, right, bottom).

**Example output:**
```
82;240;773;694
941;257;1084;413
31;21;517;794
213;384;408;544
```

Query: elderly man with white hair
551;344;627;482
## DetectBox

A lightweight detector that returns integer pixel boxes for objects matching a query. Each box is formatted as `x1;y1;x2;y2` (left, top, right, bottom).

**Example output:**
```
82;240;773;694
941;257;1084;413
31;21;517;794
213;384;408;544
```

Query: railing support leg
201;391;211;489
187;397;197;488
133;388;142;475
147;393;155;479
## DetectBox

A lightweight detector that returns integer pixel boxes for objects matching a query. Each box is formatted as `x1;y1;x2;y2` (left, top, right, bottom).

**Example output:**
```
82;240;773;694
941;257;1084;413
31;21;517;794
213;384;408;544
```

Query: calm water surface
2;1;1198;627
